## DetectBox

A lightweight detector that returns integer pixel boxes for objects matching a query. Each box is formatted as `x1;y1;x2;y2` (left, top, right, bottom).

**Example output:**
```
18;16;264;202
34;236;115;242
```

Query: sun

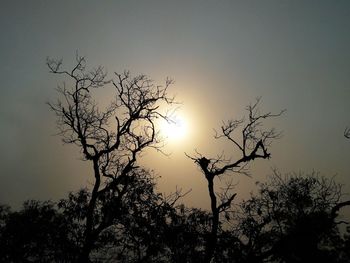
160;114;188;141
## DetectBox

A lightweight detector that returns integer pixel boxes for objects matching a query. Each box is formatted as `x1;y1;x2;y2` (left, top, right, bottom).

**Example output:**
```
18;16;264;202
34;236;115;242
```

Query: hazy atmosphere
1;0;349;213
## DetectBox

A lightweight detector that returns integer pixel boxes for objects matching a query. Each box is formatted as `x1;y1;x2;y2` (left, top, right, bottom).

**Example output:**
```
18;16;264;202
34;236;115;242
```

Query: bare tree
47;54;175;262
187;98;284;262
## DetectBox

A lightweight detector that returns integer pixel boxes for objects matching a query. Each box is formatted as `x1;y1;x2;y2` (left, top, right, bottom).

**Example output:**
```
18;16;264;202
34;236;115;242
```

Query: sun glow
160;114;189;141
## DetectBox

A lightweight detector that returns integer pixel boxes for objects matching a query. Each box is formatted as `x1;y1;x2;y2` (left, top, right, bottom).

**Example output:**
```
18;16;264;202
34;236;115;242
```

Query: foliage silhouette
4;170;349;263
59;170;182;262
0;172;201;262
0;201;78;262
234;171;350;263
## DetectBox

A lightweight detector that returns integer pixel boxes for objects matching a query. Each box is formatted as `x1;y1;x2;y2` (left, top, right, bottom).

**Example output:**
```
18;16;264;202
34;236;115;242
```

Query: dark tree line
1;56;349;262
1;172;349;262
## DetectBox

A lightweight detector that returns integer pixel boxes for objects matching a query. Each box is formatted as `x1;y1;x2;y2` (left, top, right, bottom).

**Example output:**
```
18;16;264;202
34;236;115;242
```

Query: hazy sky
1;0;349;210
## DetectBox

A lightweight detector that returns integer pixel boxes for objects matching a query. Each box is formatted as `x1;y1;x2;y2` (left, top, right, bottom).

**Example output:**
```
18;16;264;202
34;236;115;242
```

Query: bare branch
344;127;350;139
186;98;284;262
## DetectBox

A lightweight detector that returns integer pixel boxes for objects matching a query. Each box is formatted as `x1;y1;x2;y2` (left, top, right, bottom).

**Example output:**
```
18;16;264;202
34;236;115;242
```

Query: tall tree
47;54;175;262
188;98;284;262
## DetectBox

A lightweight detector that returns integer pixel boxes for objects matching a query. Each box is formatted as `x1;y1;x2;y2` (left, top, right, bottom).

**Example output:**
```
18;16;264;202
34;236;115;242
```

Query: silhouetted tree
235;171;350;263
342;226;350;261
163;206;211;263
58;169;201;263
57;169;164;262
0;200;78;262
188;98;284;262
47;54;175;262
0;204;10;259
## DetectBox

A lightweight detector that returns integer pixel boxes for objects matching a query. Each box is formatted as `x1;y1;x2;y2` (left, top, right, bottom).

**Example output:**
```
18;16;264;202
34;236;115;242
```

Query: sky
0;0;349;212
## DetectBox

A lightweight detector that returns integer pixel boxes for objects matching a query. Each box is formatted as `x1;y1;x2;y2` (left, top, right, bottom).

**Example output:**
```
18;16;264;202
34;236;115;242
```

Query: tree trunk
204;176;219;263
78;159;101;262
